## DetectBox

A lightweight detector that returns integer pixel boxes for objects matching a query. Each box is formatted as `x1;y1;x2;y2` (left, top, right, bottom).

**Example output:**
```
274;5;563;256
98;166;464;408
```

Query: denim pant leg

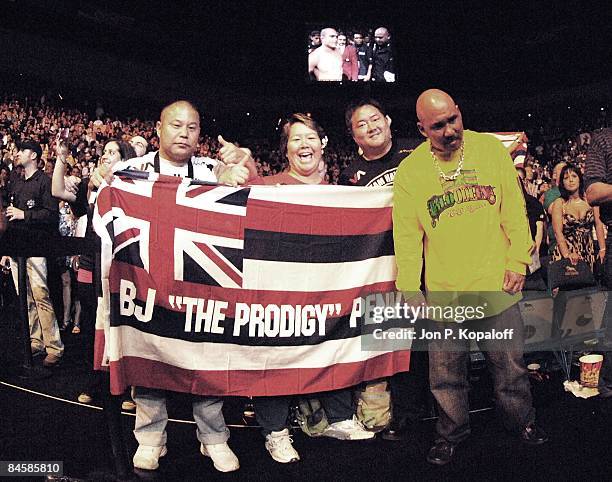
133;387;168;446
599;234;612;397
477;304;535;432
253;396;292;435
319;388;354;424
389;330;429;423
428;322;471;443
193;396;230;445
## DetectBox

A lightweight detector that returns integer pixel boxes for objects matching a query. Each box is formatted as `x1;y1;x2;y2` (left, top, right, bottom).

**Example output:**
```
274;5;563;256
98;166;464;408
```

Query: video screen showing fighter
306;25;396;83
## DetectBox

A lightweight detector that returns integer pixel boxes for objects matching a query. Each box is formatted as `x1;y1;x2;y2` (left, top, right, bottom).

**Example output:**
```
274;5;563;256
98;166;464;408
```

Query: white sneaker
265;429;300;463
133;444;167;470
200;442;240;472
321;416;376;441
77;393;93;404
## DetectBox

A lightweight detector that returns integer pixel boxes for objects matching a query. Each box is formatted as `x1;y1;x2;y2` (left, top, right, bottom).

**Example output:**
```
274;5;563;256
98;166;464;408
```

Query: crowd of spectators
0;93;609;284
2;93;610;191
0;94;364;187
0;92;610;318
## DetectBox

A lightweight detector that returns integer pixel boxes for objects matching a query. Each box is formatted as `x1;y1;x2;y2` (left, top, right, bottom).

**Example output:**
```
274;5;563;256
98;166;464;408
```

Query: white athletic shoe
265;429;300;463
121;399;136;411
77;393;93;404
200;442;240;472
133;444;167;470
321;416;376;441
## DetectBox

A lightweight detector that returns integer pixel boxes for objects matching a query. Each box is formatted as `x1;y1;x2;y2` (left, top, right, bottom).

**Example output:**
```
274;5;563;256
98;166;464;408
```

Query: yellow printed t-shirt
392;130;533;318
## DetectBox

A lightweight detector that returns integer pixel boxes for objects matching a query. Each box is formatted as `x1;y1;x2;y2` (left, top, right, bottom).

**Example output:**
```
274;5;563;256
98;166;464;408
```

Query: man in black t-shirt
1;139;63;366
339;99;412;187
340;99;427;441
370;27;395;82
353;32;371;81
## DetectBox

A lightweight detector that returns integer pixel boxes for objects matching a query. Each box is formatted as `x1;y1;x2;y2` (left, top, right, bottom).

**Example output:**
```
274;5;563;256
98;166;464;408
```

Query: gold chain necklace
431;142;464;181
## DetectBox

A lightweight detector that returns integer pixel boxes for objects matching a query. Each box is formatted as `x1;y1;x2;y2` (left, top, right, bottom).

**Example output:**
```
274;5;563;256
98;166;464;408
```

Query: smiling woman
252;113;328;185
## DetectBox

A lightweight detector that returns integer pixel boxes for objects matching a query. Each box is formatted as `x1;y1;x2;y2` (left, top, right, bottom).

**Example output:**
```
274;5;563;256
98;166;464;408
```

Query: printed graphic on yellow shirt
427;169;497;227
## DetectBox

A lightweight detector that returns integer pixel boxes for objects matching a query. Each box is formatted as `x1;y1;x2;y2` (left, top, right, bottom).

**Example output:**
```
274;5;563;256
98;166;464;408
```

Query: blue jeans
428;304;535;443
388;333;429;423
254;388;354;435
133;387;229;446
598;233;612;398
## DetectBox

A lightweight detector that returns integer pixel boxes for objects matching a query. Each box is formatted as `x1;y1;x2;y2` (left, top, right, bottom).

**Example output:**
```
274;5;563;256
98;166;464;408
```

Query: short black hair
17;139;43;162
344;99;387;134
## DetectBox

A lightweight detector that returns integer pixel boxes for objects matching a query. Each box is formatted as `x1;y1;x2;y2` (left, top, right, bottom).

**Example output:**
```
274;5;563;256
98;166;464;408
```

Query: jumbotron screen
306;25;396;83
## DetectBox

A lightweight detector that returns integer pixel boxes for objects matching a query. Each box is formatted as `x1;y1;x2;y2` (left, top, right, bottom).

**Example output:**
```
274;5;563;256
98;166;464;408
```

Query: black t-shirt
370;43;394;82
524;193;545;239
524;192;547;255
338;140;413;187
356;44;370;76
8;169;58;234
339;139;424;290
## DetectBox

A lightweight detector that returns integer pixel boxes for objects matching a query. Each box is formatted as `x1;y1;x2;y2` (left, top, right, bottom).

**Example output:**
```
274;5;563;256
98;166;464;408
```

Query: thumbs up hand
216;134;258;182
217;155;250;187
218;135;249;165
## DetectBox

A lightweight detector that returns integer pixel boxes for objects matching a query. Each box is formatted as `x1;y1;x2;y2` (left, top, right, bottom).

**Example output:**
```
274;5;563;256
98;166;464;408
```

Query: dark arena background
1;0;611;480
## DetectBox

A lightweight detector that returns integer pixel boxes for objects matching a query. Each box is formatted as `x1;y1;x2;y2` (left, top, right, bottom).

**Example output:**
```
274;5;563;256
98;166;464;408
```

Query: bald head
374;27;390;46
157;100;201;164
160;100;199;124
320;28;338;49
416;89;464;159
416;89;456;122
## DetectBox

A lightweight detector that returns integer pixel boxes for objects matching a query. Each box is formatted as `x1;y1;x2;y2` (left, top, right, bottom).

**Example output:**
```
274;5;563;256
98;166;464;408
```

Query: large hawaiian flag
93;173;410;396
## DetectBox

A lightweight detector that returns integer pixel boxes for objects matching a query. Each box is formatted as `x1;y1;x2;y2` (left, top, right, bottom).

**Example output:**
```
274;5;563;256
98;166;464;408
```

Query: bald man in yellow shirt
393;89;548;465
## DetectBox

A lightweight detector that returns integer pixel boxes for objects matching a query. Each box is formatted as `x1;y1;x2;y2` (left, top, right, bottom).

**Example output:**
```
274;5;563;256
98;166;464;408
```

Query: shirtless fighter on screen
308;28;343;81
